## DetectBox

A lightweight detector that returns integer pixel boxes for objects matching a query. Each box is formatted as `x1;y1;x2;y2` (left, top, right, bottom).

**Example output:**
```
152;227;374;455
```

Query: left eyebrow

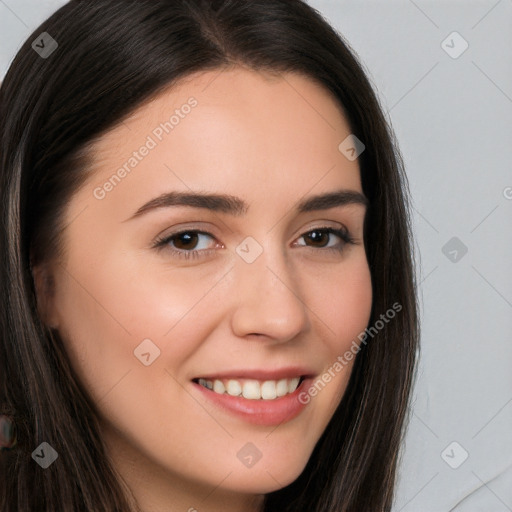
124;188;369;222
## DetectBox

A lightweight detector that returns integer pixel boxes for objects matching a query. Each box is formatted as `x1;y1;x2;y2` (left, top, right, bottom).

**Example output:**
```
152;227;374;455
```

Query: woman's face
37;67;372;511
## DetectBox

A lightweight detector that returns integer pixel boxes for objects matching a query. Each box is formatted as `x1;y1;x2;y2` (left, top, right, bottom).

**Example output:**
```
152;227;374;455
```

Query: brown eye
297;227;355;253
153;230;218;260
152;226;355;261
171;232;200;250
303;229;331;248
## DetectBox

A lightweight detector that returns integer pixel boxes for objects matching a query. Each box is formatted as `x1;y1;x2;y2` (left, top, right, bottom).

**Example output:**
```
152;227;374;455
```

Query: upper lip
193;366;317;381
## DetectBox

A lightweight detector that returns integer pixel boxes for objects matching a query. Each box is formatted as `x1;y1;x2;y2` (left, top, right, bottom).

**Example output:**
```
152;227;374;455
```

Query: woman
0;1;419;510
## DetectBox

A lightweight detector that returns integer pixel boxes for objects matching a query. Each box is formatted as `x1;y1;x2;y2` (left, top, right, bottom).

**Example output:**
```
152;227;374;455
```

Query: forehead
80;67;363;218
115;66;349;139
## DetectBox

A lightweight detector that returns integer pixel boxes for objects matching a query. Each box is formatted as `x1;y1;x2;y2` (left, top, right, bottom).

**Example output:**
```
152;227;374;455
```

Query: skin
34;66;373;512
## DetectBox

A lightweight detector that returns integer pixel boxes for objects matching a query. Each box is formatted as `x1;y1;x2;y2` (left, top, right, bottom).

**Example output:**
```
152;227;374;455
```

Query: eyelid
151;221;357;260
153;220;349;243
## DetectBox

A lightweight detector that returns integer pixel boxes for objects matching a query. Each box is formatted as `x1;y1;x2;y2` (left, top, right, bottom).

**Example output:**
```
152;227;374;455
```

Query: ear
31;261;60;329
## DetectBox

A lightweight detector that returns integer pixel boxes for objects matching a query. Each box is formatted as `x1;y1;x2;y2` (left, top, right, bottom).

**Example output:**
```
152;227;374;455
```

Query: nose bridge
230;235;309;341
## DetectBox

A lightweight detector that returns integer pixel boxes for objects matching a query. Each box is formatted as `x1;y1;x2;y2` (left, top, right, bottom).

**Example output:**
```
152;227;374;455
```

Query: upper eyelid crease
153;225;355;252
154;221;353;243
124;189;369;222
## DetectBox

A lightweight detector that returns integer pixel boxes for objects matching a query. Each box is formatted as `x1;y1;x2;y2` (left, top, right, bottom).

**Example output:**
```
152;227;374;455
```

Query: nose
229;242;310;343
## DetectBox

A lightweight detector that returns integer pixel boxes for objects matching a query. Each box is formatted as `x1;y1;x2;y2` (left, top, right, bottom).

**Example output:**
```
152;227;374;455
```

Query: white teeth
226;379;242;397
261;380;277;400
276;379;289;397
213;380;225;394
242;380;261;400
197;377;303;400
288;377;300;393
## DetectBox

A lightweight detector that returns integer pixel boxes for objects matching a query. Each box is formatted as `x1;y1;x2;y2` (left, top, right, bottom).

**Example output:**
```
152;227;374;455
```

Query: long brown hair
0;1;419;510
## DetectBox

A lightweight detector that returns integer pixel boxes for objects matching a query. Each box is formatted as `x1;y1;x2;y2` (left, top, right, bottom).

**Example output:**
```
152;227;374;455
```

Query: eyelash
152;226;356;260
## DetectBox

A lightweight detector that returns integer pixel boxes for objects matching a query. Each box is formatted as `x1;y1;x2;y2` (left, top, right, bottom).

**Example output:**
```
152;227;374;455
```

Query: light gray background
1;1;511;510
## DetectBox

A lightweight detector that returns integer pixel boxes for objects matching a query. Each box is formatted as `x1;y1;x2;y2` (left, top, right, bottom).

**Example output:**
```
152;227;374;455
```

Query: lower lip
192;378;313;426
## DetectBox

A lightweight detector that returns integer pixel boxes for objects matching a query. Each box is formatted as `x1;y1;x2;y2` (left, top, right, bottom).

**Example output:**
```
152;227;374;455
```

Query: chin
221;455;309;494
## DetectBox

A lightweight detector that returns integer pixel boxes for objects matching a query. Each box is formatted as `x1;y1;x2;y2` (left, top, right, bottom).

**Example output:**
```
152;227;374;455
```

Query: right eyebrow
124;188;369;222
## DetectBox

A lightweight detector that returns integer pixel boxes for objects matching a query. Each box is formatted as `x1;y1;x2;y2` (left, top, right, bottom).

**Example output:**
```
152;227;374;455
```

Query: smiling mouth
192;376;306;400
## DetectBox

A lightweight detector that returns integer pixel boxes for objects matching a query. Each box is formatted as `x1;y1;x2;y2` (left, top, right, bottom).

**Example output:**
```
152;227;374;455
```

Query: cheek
51;243;374;492
56;246;373;395
319;256;373;346
309;257;372;405
52;248;230;404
